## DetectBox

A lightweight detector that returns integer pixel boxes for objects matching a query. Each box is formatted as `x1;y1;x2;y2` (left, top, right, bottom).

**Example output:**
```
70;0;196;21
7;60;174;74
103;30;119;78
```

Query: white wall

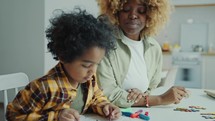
44;0;99;73
0;0;99;77
0;0;99;103
0;0;45;80
0;0;44;102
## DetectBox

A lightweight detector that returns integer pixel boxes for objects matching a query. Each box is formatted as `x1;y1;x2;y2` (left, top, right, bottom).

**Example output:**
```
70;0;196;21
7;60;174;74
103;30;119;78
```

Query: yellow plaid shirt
6;63;110;121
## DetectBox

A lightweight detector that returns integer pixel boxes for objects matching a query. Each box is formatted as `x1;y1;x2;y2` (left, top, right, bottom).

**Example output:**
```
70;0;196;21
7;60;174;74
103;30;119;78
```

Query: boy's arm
89;76;111;116
6;81;60;121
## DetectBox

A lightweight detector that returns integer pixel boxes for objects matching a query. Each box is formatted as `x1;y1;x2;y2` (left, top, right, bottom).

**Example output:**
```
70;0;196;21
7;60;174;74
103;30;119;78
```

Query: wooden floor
0;103;4;121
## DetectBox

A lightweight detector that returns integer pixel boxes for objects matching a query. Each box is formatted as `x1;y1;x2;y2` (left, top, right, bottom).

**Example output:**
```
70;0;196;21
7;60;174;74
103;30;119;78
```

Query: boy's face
61;47;105;87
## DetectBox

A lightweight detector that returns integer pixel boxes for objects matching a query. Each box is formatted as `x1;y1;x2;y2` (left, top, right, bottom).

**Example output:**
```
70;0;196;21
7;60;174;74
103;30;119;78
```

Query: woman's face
61;47;105;88
118;0;147;40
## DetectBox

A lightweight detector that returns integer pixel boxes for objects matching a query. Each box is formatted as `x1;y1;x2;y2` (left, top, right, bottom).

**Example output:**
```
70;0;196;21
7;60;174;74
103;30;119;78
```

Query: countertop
162;51;215;56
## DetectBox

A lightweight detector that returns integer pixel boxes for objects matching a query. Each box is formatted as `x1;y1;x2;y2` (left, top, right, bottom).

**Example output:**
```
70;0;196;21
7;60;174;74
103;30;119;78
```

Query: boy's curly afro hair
46;8;115;63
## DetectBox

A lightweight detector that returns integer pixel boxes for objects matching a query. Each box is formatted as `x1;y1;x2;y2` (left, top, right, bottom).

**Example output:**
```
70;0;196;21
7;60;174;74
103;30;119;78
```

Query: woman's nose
128;10;138;19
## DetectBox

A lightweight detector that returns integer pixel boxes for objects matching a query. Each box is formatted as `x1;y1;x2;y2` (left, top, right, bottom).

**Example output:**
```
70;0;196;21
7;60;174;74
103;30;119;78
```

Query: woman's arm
132;86;187;107
97;56;133;108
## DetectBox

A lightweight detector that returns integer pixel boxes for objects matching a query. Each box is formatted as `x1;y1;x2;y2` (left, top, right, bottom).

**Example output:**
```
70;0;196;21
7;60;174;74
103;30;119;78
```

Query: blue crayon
139;113;150;120
122;111;132;117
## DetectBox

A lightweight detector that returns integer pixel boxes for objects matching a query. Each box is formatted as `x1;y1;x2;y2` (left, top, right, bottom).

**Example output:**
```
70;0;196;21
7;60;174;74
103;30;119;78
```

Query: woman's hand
160;86;187;105
102;103;121;120
58;108;80;121
127;88;146;103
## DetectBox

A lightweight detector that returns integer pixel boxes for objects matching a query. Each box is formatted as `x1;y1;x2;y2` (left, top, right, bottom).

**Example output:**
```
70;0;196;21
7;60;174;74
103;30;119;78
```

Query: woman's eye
121;6;146;14
122;6;130;12
138;7;146;14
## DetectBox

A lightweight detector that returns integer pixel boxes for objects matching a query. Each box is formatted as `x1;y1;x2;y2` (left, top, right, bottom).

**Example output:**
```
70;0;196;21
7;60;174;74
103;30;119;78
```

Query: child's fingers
110;112;121;120
109;105;121;120
103;104;110;116
67;109;80;121
73;111;80;121
62;115;76;121
59;109;80;121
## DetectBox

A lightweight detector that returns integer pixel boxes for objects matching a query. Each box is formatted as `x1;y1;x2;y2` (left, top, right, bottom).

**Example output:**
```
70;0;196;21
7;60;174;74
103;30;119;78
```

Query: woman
96;0;187;108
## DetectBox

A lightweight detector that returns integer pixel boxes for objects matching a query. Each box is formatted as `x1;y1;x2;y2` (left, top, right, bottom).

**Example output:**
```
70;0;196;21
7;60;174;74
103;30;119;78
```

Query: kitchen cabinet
202;55;215;89
163;53;215;89
172;0;215;6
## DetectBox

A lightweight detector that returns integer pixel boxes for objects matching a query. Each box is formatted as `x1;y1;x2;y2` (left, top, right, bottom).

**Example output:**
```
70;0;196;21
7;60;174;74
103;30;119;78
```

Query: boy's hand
103;103;121;120
58;108;80;121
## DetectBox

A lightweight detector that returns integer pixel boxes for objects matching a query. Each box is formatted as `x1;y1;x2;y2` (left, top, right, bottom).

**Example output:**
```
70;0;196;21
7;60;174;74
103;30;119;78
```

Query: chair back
0;72;29;117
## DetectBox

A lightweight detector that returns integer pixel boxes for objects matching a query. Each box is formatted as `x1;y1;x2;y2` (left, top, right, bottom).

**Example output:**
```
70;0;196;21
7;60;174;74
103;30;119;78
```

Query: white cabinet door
203;56;215;89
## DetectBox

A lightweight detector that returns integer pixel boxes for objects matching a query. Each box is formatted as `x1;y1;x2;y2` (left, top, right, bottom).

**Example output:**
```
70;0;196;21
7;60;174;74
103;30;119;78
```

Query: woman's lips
126;21;139;28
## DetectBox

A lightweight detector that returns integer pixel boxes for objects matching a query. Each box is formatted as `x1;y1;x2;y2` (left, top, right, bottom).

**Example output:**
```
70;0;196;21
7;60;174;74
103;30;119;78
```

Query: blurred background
0;0;215;120
0;1;215;119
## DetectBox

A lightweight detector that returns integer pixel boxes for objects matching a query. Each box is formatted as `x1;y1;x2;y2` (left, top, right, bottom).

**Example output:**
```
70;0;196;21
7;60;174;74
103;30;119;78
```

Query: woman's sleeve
96;56;134;108
148;43;163;90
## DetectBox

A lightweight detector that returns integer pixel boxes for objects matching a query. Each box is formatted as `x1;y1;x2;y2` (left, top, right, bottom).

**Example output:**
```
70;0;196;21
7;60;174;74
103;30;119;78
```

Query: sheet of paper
204;90;215;98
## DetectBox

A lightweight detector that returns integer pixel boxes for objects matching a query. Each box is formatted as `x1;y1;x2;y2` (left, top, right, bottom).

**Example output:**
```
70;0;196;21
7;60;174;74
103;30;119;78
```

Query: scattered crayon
189;106;206;110
201;112;215;115
173;107;199;112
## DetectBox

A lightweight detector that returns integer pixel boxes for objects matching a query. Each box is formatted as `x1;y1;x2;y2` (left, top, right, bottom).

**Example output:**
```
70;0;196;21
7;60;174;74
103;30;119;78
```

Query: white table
81;87;215;121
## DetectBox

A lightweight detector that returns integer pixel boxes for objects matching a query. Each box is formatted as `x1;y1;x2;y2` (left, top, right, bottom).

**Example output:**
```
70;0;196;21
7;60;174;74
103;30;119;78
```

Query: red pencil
130;110;143;118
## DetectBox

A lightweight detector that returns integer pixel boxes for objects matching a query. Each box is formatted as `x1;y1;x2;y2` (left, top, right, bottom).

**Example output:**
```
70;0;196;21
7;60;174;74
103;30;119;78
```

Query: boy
6;8;121;121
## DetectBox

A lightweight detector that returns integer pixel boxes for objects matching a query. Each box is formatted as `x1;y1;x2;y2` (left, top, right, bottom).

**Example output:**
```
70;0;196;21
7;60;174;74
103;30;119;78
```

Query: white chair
159;66;178;87
0;72;29;117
